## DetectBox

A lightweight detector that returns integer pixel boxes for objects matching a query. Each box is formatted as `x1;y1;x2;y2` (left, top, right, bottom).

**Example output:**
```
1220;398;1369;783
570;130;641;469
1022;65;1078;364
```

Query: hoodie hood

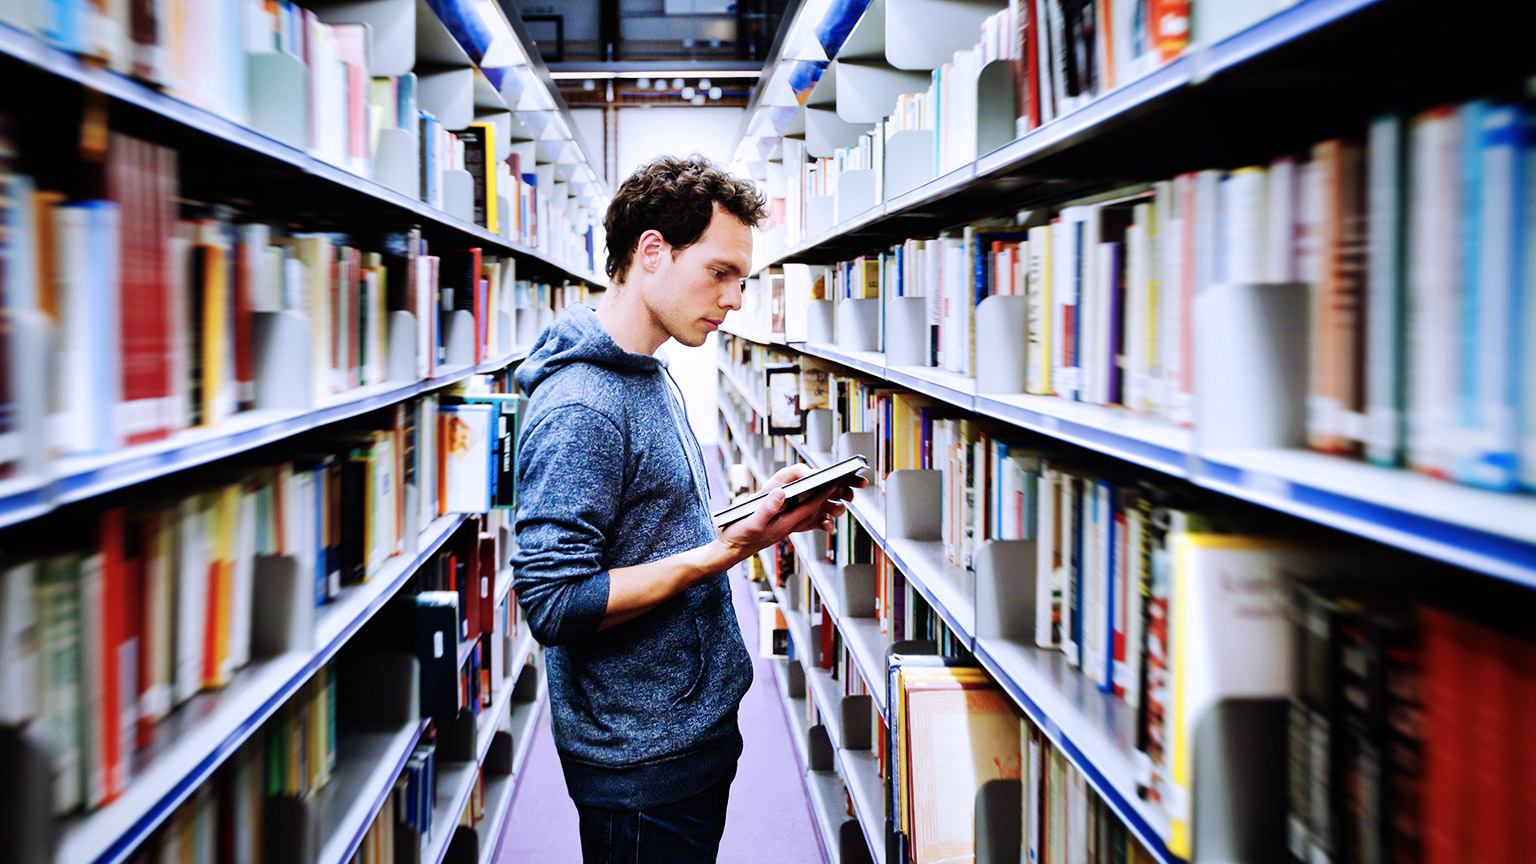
515;303;665;395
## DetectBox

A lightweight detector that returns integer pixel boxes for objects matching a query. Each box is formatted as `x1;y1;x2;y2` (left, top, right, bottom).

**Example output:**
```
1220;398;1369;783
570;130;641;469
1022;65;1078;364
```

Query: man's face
641;204;752;348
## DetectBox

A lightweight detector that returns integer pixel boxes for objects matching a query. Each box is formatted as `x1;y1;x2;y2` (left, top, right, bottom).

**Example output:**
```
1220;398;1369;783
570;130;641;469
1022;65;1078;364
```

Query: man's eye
712;270;727;280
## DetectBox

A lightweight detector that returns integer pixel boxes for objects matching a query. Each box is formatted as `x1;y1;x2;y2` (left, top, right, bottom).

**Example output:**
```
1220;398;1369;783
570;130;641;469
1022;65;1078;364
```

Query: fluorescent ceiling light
550;70;761;80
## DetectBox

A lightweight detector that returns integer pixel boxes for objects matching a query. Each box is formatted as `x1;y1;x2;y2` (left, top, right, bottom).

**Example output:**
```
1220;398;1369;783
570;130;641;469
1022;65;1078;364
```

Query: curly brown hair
604;154;767;283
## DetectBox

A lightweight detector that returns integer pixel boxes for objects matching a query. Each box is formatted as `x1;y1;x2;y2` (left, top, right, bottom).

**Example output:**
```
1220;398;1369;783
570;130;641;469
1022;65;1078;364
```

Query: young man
512;155;860;863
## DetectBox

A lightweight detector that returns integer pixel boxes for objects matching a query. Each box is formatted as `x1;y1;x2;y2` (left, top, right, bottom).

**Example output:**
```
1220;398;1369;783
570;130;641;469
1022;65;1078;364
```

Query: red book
232;230;255;411
1466;625;1515;864
464;535;481;639
1417;607;1468;864
111;135;171;446
1022;0;1039;130
477;276;488;364
820;606;834;671
98;508;130;803
1514;638;1536;855
128;512;158;749
478;534;496;636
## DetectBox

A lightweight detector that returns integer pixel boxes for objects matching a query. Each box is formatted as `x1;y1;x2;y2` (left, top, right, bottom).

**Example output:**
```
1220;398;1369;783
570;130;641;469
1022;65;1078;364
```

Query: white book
420;398;439;531
1125;216;1150;412
1221;167;1267;285
1025;730;1042;863
1026;225;1053;394
238;224;275;311
1406;109;1460;475
1080;481;1104;685
175;495;209;705
1053;208;1086;400
1035;465;1060;648
1266;156;1299;283
1152;179;1176;418
1066;767;1088;864
0;560;39;725
1165;534;1356;857
54;205;96;455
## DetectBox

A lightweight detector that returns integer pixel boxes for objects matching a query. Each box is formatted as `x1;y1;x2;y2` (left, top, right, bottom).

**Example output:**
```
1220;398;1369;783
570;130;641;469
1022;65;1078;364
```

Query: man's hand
716;462;869;563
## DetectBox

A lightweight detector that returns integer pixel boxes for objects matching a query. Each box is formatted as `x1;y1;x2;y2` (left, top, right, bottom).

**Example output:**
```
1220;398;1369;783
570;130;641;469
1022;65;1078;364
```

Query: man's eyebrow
709;259;746;277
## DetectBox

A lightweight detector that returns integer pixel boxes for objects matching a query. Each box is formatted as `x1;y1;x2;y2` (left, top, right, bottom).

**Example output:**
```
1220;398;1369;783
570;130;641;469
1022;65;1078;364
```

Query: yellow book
470;122;498;234
197;237;229;426
271;236;335;400
206;485;237;687
1167;532;1355;858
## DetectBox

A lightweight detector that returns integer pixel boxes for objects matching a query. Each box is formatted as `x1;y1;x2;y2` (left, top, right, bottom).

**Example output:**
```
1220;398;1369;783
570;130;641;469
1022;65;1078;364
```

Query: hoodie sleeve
512;403;621;646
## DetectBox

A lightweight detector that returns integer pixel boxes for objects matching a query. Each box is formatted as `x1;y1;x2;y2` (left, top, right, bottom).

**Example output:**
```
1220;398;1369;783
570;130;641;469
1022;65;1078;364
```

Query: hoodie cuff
559;569;612;642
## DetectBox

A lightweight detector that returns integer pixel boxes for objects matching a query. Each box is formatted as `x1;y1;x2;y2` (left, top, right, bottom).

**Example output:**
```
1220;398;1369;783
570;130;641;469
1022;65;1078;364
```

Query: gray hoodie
512;302;754;810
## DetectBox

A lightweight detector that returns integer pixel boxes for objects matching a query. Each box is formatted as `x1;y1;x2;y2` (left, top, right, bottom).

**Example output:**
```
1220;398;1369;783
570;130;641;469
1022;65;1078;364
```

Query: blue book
1455;101;1524;490
397;73;418;130
420;111;439;207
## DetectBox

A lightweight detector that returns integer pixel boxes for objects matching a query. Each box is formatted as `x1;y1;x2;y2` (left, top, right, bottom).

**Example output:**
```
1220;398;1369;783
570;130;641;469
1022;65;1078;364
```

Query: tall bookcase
719;1;1536;863
0;1;598;863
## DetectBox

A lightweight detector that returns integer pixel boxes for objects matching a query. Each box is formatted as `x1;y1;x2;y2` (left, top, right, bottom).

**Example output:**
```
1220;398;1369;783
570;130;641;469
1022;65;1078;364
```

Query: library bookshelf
0;1;590;863
719;0;1536;861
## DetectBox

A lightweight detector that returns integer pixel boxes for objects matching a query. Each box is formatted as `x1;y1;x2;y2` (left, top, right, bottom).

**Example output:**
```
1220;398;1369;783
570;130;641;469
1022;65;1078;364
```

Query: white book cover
370;434;396;573
0;560;38;724
1066;767;1088;864
1052;208;1085;400
1079;215;1104;405
1152;179;1176;418
1266;156;1298;283
1221;167;1267;285
174;495;208;705
442;404;494;514
420;398;439;529
1026;225;1053;394
1406;109;1460;475
1166;534;1348;857
1035;465;1060;648
54;205;95;455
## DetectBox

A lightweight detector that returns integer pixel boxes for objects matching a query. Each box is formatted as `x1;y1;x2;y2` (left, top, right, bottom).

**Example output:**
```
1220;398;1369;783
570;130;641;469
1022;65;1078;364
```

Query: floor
494;446;825;863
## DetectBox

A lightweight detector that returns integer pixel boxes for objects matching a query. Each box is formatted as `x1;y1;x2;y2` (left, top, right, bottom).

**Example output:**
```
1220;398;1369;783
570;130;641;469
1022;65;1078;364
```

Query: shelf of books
0;2;608;289
0;2;582;860
717;12;1536;830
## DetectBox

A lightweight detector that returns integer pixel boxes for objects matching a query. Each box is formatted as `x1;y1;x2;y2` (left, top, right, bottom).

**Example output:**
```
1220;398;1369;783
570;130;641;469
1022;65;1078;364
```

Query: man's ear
637;229;667;274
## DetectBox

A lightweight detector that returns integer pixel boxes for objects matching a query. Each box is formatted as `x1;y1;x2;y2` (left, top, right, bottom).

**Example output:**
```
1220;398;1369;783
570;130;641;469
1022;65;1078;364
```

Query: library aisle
494;447;825;864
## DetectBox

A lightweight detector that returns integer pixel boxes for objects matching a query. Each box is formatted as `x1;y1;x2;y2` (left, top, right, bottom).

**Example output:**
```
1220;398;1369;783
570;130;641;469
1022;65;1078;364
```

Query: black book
415;592;461;717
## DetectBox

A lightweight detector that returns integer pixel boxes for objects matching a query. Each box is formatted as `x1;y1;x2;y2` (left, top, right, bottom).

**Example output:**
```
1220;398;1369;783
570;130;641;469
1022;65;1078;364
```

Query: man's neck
595;282;669;356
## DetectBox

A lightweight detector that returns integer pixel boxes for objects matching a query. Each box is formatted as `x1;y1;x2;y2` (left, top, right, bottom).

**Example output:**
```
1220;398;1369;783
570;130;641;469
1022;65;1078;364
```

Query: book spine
1365;116;1408;467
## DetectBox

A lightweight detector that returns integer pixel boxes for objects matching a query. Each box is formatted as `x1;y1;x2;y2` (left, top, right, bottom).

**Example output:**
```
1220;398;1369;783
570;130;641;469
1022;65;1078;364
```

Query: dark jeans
575;768;735;864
